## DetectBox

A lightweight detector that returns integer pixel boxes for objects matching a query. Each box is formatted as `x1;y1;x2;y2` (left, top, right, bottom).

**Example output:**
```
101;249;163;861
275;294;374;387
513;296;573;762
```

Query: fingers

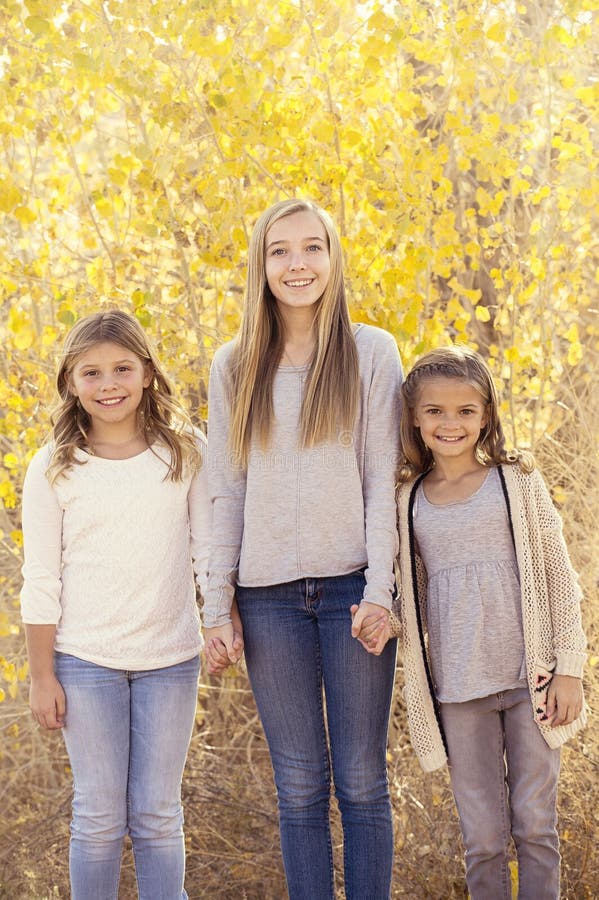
350;603;390;655
544;675;583;727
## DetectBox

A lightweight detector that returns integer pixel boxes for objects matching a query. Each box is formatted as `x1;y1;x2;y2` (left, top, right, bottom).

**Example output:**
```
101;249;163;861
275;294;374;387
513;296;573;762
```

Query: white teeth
285;279;313;287
98;398;124;405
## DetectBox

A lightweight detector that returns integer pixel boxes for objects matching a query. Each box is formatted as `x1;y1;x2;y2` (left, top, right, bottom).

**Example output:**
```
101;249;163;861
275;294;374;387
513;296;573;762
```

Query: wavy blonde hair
227;199;359;468
398;345;534;482
47;309;201;483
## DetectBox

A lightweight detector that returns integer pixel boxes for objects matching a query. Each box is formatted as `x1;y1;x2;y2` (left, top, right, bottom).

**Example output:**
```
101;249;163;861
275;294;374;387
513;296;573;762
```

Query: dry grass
1;364;597;899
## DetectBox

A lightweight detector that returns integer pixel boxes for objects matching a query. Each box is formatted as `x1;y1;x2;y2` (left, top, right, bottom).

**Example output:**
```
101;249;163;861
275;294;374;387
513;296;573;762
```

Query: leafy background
0;0;597;897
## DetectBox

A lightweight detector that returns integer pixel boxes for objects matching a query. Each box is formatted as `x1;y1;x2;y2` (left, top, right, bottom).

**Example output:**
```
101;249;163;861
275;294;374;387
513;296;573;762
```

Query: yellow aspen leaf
507;86;519;104
589;656;599;667
530;258;546;278
475;305;491;322
25;16;51;36
3;454;18;469
10;530;23;548
530;220;542;235
486;23;506;43
552;486;568;504
0;687;5;702
560;73;576;89
567;342;582;365
505;347;520;363
14;206;37;225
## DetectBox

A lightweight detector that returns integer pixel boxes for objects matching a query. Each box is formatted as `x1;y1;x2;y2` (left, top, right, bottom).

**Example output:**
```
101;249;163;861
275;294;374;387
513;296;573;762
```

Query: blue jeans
237;571;397;900
54;652;200;900
440;686;561;900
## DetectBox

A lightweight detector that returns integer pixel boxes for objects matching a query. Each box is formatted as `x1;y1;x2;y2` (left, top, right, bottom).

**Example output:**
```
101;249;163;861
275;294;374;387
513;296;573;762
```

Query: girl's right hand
204;622;244;675
30;675;66;730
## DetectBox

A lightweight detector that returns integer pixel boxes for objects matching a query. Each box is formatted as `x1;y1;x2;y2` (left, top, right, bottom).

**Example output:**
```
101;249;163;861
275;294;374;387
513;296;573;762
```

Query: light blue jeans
237;571;397;900
440;686;561;900
54;652;200;900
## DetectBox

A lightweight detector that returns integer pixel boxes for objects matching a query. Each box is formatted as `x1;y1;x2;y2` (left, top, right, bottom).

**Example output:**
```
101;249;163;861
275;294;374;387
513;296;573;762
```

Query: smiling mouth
97;397;126;406
284;278;315;287
436;435;464;442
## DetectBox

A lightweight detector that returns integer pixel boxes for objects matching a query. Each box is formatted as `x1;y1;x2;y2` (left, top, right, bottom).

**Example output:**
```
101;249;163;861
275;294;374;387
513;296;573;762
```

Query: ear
66;376;78;399
143;364;153;389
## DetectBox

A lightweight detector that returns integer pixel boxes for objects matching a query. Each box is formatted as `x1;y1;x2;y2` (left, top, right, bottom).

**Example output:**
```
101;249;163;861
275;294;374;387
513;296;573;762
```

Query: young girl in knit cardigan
21;310;210;900
393;346;586;900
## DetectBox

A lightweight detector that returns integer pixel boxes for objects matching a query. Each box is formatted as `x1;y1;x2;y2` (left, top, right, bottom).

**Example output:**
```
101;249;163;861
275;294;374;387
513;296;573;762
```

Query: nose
288;251;306;271
99;376;119;391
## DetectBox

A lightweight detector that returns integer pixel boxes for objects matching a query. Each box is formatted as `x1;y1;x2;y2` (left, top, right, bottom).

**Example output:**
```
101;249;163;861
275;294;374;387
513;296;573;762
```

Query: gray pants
440;686;561;900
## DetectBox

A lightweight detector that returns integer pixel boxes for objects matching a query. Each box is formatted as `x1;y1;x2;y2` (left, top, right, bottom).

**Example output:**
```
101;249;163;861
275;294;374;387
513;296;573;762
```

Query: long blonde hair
47;309;201;482
398;345;534;482
228;199;359;468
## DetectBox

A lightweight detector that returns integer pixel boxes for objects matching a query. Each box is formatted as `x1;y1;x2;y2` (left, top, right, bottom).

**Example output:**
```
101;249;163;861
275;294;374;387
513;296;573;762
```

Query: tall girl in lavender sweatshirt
203;199;402;899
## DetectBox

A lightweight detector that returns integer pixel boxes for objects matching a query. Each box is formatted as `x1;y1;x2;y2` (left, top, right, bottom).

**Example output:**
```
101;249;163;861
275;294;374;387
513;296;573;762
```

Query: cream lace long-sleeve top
20;435;210;671
204;324;403;627
397;462;587;773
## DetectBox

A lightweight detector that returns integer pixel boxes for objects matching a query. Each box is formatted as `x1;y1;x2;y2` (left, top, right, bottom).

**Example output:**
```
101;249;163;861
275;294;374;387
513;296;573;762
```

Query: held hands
204;600;244;675
545;674;584;727
30;675;66;730
350;601;391;656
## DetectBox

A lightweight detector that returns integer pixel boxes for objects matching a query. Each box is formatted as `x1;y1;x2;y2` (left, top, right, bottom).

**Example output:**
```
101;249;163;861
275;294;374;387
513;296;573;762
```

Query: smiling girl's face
69;341;152;437
264;210;331;313
413;377;488;463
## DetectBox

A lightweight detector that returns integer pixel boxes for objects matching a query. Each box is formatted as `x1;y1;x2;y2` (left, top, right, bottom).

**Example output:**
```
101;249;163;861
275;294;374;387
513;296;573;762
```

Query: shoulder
211;339;238;372
353;323;399;354
24;444;54;479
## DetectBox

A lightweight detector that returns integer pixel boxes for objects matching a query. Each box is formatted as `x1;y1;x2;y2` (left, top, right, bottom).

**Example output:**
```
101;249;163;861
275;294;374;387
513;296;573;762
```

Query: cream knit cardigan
395;463;588;773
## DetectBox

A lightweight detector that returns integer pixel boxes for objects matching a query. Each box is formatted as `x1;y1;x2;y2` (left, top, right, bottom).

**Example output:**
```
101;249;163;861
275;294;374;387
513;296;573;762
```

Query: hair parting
398;345;534;482
47;309;201;483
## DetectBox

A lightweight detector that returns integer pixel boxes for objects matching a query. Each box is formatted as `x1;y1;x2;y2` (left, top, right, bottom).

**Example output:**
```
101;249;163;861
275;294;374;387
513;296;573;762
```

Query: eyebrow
266;236;326;249
77;358;137;368
421;402;481;408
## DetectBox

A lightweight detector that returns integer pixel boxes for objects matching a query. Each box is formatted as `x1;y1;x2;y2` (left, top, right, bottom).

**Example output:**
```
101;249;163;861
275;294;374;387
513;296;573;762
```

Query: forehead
73;341;139;367
266;209;327;245
416;377;485;404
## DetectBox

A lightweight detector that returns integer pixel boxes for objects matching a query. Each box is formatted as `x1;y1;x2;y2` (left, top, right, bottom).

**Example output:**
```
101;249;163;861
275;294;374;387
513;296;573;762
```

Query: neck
87;421;148;459
429;455;485;482
279;309;317;367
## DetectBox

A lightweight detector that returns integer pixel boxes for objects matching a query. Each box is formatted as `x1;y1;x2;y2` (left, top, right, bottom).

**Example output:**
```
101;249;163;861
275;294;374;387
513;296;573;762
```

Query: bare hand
545;674;583;727
204;603;244;675
350;602;390;655
30;675;66;730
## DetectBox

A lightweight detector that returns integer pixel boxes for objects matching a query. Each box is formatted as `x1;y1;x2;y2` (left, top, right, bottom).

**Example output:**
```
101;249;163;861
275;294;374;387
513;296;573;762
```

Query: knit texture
395;463;587;772
204;323;403;627
21;436;210;670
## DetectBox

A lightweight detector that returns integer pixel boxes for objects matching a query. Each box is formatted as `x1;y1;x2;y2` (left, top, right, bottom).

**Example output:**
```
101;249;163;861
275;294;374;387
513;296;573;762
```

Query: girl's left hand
350;602;390;656
545;674;584;727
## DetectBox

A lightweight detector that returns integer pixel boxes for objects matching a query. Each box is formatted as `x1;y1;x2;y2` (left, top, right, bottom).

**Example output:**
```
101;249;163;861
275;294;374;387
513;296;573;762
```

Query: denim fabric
440;686;561;900
237;571;397;900
54;652;200;900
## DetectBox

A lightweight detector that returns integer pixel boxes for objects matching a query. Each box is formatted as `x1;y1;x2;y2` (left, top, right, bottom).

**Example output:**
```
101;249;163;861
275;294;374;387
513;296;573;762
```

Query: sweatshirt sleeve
203;344;247;628
20;445;64;625
531;469;587;677
361;329;403;609
188;431;211;601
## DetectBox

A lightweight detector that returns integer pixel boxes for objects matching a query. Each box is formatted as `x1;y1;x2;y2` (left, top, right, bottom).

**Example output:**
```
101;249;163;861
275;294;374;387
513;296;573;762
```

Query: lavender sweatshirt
204;324;402;627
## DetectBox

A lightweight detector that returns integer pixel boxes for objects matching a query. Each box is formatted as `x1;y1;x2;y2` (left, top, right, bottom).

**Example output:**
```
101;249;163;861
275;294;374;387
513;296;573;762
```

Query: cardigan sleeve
530;469;587;677
20;445;64;625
